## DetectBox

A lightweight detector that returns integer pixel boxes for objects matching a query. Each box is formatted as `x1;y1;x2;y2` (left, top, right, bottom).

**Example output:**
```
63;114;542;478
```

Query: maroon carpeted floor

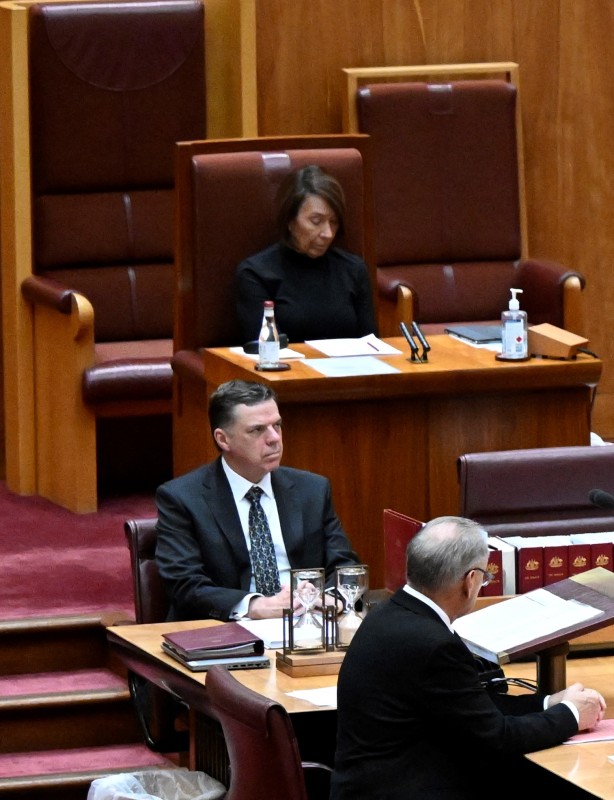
0;483;157;619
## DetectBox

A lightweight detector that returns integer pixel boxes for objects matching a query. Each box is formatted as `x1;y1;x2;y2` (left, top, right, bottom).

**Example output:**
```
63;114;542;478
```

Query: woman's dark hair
276;165;346;245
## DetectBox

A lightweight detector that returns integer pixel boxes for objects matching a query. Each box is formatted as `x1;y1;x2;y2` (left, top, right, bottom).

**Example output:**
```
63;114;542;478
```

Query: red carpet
0;483;157;620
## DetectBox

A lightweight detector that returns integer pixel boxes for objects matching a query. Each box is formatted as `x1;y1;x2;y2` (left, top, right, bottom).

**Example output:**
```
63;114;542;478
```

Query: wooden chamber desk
108;620;614;799
199;335;601;587
107;619;336;780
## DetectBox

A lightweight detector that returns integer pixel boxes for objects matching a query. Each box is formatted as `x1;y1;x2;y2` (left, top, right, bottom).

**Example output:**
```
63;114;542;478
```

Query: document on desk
305;334;402;357
453;588;604;663
564;718;614;744
237;618;285;649
286;686;337;708
304;356;400;378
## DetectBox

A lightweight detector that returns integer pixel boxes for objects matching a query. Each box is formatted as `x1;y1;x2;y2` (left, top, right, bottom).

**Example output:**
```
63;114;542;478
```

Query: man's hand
247;586;302;619
549;682;607;730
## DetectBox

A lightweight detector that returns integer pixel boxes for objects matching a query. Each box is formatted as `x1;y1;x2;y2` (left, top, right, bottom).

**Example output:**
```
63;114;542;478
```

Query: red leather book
568;543;592;576
162;623;264;659
501;538;543;593
383;509;423;592
543;543;569;586
480;546;503;597
591;542;614;572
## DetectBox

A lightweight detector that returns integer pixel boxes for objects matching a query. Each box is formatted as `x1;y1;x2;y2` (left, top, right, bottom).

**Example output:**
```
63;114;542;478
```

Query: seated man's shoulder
157;463;213;498
275;466;328;489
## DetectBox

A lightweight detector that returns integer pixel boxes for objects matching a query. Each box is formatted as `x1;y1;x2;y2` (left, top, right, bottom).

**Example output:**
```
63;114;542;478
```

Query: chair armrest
22;274;79;315
172;348;205;384
516;258;585;329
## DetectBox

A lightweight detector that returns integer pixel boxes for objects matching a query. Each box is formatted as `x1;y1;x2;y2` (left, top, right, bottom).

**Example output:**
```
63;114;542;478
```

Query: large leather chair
205;665;332;800
172;134;374;475
0;0;206;512
458;446;614;538
342;63;585;337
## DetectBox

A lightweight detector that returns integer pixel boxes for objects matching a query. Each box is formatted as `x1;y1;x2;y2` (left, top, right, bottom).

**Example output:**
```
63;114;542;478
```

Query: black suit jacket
155;458;358;621
331;589;578;800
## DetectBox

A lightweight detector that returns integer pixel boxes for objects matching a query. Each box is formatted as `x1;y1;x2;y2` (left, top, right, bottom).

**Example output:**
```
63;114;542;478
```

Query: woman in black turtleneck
235;165;377;343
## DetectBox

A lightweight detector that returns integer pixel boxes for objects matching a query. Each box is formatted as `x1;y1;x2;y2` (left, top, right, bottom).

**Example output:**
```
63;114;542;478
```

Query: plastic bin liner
87;768;226;800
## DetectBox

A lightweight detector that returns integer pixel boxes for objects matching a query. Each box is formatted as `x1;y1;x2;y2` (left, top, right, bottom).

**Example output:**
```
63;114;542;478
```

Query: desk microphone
411;321;431;354
588;489;614;509
399;322;420;357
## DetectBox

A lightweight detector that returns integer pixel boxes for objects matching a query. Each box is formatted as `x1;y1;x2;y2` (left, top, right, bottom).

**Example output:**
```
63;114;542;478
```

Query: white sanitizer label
502;320;527;357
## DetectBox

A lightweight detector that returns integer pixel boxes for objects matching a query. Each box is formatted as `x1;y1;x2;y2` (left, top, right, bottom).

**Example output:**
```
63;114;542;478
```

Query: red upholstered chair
342;63;585;337
0;0;206;511
205;665;332;800
172;135;374;475
383;508;423;592
124;518;189;755
457;446;614;538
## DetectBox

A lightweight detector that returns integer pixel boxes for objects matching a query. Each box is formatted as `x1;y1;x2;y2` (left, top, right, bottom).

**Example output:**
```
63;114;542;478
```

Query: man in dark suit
156;379;358;621
331;516;606;800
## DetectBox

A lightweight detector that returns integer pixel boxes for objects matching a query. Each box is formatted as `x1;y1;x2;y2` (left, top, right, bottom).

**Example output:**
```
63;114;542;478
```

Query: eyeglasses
464;567;495;587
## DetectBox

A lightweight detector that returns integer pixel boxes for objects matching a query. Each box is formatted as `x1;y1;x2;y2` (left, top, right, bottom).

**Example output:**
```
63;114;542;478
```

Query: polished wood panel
201;336;601;586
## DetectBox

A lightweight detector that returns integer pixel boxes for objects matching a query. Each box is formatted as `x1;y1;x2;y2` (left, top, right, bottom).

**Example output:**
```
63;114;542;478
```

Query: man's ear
461;570;474;599
214;427;230;452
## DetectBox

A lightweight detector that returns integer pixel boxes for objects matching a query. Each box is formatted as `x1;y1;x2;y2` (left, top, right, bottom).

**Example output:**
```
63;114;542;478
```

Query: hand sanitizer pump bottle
498;288;529;361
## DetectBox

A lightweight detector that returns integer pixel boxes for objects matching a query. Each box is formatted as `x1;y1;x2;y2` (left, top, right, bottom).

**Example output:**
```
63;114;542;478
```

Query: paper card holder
528;323;588;359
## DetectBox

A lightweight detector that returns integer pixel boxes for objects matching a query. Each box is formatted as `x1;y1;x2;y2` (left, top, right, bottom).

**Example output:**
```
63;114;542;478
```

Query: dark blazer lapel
271;469;303;558
202;459;250;563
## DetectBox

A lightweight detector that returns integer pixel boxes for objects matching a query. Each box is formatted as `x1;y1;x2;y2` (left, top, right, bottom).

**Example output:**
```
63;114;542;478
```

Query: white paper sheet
286;686;338;708
305;333;402;357
304;356;400;378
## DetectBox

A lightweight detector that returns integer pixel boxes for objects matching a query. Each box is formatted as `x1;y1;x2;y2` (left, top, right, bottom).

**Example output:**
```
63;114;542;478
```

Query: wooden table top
203;335;602;402
108;619;337;714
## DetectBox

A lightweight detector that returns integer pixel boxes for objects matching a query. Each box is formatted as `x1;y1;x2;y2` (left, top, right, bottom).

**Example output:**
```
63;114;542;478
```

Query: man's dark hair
276;164;346;246
208;379;278;438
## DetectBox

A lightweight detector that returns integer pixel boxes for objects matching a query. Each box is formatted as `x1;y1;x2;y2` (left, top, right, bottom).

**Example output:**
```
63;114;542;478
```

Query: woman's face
288;194;339;258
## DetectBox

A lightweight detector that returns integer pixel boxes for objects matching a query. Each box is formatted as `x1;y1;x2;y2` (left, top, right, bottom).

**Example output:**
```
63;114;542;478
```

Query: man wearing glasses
331;516;606;800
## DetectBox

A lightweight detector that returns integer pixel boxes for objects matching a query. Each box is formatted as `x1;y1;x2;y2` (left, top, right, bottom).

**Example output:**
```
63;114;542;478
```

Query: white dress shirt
222;458;291;617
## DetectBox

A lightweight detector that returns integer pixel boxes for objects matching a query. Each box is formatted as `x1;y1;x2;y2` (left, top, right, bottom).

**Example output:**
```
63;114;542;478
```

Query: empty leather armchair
1;0;206;512
458;446;614;538
342;63;585;337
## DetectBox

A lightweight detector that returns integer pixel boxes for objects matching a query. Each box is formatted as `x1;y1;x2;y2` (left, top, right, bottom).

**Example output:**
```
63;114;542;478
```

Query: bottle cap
264;300;274;309
509;288;523;311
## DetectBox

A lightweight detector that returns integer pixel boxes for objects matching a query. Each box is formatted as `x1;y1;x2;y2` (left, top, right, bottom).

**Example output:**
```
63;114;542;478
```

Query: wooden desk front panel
202;338;601;587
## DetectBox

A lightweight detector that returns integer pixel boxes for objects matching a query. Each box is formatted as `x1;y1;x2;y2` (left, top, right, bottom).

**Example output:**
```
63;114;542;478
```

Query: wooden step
0;613;133;676
0;744;179;800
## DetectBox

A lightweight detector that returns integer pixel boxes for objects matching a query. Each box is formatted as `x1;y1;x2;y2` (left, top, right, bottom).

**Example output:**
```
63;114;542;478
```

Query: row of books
482;532;614;597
